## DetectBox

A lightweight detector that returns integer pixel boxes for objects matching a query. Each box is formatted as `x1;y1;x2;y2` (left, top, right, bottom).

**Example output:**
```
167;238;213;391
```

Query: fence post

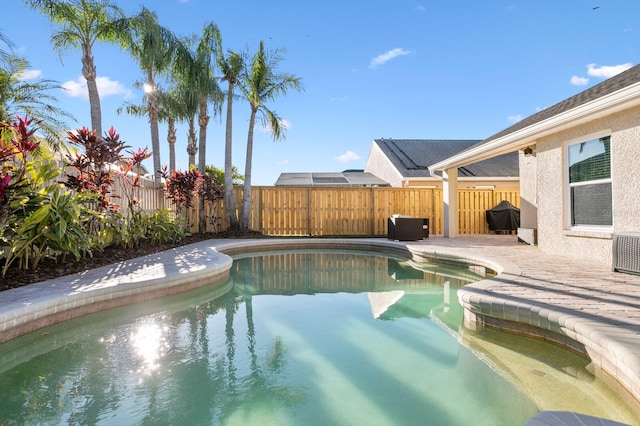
307;186;312;236
370;186;375;235
256;186;262;233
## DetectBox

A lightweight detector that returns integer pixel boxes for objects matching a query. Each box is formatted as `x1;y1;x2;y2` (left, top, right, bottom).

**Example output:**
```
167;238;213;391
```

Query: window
568;136;612;227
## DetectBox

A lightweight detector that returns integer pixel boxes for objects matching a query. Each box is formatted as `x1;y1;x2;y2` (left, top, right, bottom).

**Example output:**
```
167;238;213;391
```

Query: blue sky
2;0;638;185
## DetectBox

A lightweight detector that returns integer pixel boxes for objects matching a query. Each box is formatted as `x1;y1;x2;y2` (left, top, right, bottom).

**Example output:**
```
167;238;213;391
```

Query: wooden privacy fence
185;186;520;236
58;161;166;216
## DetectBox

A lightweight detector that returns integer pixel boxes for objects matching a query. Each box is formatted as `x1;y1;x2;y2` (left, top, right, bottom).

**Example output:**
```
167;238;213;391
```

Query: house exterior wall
518;150;537;229
365;140;520;189
535;104;640;265
364;142;404;187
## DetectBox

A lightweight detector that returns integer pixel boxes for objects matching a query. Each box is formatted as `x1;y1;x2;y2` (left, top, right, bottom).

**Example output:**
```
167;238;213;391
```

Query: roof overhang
429;81;640;173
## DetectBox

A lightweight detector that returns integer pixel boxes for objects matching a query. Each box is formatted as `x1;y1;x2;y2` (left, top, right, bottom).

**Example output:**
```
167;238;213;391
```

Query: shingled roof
428;63;640;173
475;64;640;150
373;139;519;178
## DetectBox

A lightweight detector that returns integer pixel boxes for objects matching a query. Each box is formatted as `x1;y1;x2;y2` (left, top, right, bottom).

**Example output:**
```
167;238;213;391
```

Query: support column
443;167;459;238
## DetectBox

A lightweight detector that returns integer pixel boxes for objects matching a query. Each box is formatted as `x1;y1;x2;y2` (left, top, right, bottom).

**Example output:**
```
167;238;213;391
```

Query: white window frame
564;131;613;232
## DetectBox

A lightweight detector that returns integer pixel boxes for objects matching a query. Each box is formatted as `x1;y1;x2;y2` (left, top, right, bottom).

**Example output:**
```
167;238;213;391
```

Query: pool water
0;250;635;425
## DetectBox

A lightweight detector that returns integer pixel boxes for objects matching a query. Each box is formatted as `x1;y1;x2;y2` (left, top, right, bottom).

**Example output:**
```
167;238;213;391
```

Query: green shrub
2;188;92;274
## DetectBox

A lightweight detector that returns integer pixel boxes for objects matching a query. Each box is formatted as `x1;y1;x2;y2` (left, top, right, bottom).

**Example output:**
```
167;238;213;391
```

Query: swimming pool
0;249;636;424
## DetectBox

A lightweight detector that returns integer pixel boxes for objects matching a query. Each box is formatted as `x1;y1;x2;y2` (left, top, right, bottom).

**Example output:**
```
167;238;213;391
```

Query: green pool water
0;250;636;425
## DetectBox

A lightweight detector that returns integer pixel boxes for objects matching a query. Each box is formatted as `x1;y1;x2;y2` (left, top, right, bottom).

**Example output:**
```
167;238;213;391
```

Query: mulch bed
0;230;263;292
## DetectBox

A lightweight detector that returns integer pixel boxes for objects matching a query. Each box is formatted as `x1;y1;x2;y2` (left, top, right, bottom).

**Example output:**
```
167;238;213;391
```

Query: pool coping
1;237;639;412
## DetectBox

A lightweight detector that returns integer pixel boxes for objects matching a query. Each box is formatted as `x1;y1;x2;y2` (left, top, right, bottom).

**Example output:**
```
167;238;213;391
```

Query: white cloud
569;63;633;87
335;150;360;163
17;69;42;81
276;159;289;166
416;4;426;12
61;75;131;99
507;115;523;123
570;75;589;86
369;48;413;69
587;63;633;79
587;62;633;78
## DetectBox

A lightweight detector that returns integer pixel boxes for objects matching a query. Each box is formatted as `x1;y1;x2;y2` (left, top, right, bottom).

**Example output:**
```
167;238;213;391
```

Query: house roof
373;139;519;178
484;65;640;146
275;172;390;187
429;64;640;172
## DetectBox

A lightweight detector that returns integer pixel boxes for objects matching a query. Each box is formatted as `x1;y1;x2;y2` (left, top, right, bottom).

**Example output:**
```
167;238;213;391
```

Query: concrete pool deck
1;235;640;417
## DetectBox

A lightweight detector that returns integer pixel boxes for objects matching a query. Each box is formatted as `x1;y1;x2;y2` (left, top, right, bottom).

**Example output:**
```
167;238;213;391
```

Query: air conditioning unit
612;233;640;275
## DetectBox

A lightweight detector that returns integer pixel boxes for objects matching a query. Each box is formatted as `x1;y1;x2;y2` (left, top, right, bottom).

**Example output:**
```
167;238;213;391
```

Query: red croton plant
0;116;40;218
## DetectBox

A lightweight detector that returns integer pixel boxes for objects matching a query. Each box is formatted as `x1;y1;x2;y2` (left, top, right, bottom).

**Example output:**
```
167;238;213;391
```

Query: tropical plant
64;124;161;250
0;53;74;148
117;81;189;172
119;146;152;213
0;30;14;62
0;116;94;275
239;41;302;230
64;125;130;212
161;167;204;214
128;7;192;185
218;49;245;230
200;173;224;204
189;24;223;173
25;0;130;137
205;165;243;186
145;209;188;244
181;22;223;233
0;116;45;240
161;166;223;230
2;188;94;274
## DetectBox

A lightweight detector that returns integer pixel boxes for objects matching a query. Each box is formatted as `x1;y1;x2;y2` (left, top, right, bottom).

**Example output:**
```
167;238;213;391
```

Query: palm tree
167;48;200;170
187;23;223;233
25;0;129;137
239;41;301;231
0;52;74;147
116;82;187;172
0;30;15;62
186;114;197;167
218;50;245;230
168;79;199;170
163;87;193;172
128;7;192;185
192;24;223;173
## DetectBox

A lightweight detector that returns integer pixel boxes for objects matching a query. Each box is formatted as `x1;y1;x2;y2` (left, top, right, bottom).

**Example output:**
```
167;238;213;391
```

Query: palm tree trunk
82;48;102;137
197;96;209;172
224;81;238;230
197;96;209;233
241;108;257;231
187;116;197;167
147;70;162;185
167;118;176;171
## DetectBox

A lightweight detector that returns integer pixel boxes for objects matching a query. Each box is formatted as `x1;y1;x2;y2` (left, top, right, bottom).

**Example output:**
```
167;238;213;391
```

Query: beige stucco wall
518;151;538;229
535;104;640;265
